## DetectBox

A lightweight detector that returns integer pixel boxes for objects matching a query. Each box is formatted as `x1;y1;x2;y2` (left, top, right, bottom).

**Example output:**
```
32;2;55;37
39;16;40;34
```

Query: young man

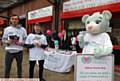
25;23;48;81
2;14;27;78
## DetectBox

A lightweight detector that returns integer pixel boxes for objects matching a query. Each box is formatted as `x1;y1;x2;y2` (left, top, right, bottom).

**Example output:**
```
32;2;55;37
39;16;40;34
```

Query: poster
75;54;114;81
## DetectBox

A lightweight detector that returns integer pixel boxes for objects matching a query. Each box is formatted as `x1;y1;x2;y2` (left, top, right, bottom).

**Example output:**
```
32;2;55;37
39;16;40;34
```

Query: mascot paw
94;47;103;58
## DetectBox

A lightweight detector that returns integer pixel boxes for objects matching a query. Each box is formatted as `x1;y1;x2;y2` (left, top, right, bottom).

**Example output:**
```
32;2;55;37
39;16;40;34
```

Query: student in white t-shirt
2;14;27;78
25;23;48;81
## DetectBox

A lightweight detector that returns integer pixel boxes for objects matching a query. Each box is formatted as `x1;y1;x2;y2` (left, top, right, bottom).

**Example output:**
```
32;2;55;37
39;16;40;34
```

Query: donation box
75;54;114;81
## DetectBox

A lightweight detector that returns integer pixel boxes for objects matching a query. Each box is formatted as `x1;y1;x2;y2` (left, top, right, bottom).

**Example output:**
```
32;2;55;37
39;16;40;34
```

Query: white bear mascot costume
77;10;113;57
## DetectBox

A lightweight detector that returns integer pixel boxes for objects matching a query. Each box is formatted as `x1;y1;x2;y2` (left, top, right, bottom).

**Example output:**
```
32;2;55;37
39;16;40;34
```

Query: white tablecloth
44;49;76;73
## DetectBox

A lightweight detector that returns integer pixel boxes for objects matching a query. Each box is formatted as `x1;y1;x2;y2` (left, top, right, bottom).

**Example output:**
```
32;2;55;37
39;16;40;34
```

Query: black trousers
5;51;23;78
29;60;44;80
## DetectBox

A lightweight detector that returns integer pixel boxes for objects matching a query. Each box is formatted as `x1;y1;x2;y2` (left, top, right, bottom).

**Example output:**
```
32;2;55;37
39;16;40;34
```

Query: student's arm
24;34;35;48
40;44;48;49
23;28;27;42
41;35;48;50
2;28;13;46
16;27;27;46
24;44;35;48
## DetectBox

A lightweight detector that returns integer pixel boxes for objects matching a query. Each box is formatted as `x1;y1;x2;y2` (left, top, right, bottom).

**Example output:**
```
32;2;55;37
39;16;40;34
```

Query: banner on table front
75;54;114;81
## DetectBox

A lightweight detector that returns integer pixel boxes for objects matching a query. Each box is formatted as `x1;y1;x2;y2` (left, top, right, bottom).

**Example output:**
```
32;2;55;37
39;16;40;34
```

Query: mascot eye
87;21;90;24
96;20;101;24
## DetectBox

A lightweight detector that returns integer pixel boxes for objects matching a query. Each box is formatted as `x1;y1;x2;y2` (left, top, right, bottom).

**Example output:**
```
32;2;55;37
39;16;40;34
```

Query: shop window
110;18;120;45
68;19;85;30
111;28;120;45
38;22;52;34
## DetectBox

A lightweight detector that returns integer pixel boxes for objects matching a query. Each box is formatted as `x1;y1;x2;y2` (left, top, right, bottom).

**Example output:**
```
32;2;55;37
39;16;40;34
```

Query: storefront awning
27;16;52;24
61;2;120;19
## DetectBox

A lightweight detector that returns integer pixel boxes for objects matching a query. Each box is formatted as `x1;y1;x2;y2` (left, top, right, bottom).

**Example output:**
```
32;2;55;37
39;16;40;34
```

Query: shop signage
28;6;53;20
75;54;114;81
0;19;5;25
63;0;120;12
19;14;26;19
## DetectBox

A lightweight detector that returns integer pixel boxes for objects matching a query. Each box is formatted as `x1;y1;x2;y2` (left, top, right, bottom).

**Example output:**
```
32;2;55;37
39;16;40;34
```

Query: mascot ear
102;10;112;20
82;15;89;23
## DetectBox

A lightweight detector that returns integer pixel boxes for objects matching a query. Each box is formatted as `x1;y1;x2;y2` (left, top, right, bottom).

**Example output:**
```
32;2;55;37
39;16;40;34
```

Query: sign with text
75;54;114;81
63;0;120;12
28;6;52;20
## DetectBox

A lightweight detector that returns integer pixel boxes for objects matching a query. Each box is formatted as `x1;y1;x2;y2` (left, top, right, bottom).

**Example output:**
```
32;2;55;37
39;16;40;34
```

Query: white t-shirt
82;33;113;55
2;25;27;53
25;33;47;61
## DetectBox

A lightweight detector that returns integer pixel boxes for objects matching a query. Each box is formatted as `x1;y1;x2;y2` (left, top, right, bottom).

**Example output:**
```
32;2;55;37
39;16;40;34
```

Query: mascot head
82;10;112;34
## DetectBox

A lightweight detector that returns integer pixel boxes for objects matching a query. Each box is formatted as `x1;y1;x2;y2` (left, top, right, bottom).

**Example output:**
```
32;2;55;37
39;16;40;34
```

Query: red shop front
61;1;120;65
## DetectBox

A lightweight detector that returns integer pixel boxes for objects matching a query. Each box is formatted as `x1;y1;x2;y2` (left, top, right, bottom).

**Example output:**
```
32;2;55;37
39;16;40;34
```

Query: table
44;49;76;73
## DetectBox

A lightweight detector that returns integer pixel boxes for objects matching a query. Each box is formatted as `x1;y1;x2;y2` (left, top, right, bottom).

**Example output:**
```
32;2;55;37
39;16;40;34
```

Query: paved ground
0;47;119;81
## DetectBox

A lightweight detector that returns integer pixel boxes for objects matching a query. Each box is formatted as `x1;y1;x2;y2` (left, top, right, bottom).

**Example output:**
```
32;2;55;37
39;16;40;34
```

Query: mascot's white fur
77;10;113;57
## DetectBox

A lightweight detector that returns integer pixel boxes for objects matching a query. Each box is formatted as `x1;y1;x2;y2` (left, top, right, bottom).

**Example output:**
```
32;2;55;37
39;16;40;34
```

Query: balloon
58;32;63;39
75;36;78;41
54;40;59;49
54;40;59;45
46;29;52;35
